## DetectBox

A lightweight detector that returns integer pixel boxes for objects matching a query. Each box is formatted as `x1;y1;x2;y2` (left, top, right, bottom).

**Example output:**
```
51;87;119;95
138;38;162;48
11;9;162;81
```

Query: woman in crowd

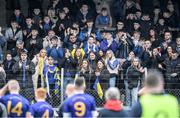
79;59;94;89
95;60;110;90
105;50;120;87
125;57;144;106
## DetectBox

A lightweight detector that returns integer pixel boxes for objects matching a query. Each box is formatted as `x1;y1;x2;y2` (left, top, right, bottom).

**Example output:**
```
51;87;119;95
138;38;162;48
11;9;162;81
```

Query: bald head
65;84;75;97
8;80;20;92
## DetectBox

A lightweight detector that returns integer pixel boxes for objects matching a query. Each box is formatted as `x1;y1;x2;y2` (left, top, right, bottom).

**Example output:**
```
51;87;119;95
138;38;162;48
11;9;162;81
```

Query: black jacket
126;66;142;89
3;59;16;81
12;60;35;88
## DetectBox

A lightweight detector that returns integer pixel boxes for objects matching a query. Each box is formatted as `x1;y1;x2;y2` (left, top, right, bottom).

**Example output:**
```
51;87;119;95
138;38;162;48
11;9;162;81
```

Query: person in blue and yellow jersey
131;70;179;118
43;56;60;97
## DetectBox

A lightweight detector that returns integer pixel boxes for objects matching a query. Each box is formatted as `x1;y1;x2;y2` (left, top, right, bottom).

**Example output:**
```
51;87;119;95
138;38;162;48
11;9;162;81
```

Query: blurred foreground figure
131;70;179;118
63;77;97;118
0;80;30;117
98;87;128;117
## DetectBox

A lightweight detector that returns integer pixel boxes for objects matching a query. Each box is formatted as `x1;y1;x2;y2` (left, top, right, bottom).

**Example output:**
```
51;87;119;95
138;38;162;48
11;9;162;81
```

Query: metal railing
2;68;180;108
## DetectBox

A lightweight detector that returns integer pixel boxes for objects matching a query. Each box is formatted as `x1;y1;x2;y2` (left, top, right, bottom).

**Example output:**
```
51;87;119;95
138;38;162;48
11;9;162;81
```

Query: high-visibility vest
140;94;179;118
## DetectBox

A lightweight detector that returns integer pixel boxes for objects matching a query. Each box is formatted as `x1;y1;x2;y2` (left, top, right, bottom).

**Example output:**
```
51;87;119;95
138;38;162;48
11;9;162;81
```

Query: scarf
104;100;123;111
38;57;44;76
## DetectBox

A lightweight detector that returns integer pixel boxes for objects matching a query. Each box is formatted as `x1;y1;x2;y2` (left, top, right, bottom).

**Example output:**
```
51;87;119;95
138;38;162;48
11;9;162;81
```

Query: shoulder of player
84;93;95;100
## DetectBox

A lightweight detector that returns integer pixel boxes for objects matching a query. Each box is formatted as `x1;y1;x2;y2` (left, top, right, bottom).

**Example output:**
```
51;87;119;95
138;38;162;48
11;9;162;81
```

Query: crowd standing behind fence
0;0;179;108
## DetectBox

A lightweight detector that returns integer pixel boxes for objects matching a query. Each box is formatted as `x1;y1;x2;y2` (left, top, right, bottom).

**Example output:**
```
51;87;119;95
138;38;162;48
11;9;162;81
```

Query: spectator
140;14;152;38
32;8;43;25
58;49;77;89
54;10;72;38
115;31;133;58
100;32;118;53
12;50;35;101
64;34;80;50
0;27;6;61
152;7;161;25
11;40;27;61
32;49;48;90
84;36;99;55
116;20;126;32
162;52;180;89
131;31;143;58
71;48;85;66
131;70;179;118
40;15;54;37
105;50;120;87
23;17;37;39
150;48;164;69
79;59;94;89
46;36;64;65
141;40;153;68
43;30;56;49
76;3;94;27
88;51;98;70
173;37;180;55
3;52;16;81
9;8;25;28
5;0;21;26
43;56;60;98
98;87;128;117
95;7;112;29
95;60;110;90
147;28;162;49
5;21;23;50
160;31;174;55
125;57;144;106
25;27;43;59
79;19;96;42
47;8;58;26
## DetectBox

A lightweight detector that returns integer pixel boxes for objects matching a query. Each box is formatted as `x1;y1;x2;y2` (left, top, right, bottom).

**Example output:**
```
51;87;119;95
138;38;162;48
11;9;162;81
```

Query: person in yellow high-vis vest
131;70;179;118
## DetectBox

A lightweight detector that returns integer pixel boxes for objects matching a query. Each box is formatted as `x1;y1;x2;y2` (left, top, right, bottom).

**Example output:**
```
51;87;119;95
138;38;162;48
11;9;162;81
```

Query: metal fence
19;88;180;108
4;68;180;108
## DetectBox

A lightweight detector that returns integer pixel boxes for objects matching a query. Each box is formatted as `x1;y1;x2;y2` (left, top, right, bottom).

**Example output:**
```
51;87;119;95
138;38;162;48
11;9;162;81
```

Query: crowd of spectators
0;0;180;106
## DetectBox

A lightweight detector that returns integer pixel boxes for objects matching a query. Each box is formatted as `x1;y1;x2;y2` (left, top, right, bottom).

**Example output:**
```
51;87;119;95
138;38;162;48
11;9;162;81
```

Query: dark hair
74;77;85;88
145;70;164;88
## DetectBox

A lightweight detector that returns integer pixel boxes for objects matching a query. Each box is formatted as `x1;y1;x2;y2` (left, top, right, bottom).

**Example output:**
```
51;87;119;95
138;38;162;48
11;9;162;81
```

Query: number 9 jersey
0;94;30;117
63;93;97;118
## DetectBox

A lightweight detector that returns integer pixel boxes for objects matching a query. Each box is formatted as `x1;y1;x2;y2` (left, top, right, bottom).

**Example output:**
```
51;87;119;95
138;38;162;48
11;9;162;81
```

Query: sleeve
91;97;97;118
63;100;71;118
0;96;6;105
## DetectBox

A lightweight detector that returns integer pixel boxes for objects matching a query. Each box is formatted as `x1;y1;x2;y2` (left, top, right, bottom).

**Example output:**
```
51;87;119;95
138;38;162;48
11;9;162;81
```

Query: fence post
61;68;64;103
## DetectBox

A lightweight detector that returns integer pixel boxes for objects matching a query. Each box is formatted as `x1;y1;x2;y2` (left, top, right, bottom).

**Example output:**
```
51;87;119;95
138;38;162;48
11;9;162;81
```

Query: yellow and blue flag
93;77;103;99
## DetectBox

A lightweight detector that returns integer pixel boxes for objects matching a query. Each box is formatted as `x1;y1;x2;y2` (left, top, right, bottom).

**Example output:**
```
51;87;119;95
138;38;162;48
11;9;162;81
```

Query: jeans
124;80;140;106
109;77;116;87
